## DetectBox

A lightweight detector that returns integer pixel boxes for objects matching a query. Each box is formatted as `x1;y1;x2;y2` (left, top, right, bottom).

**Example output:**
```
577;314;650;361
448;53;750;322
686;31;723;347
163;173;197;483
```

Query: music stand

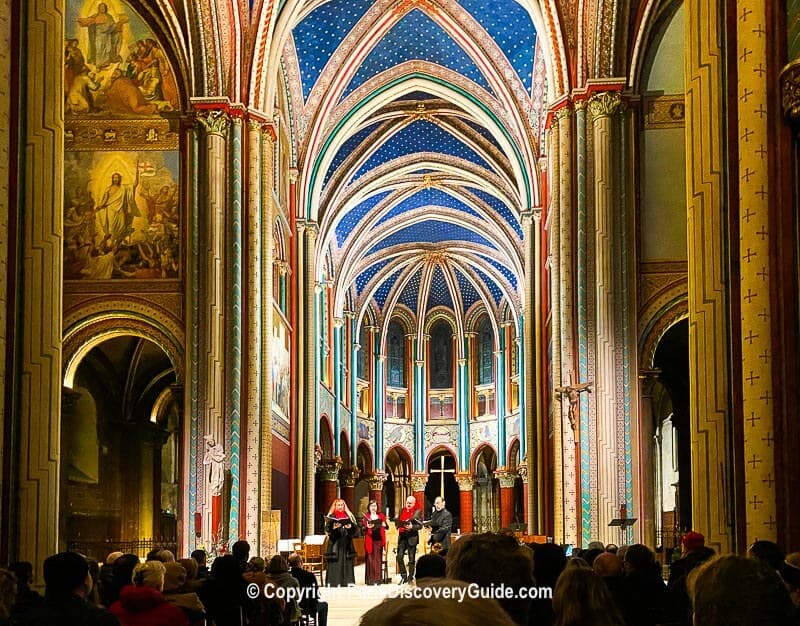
608;517;637;546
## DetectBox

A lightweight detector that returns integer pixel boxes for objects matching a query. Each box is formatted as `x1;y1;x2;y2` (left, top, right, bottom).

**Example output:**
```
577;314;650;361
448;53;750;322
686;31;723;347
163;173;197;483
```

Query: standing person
395;495;423;584
427;497;453;552
325;498;357;587
362;499;389;584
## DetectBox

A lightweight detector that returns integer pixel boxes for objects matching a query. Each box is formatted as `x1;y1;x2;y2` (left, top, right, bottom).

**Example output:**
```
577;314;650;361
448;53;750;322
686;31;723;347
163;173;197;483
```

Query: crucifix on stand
429;456;455;499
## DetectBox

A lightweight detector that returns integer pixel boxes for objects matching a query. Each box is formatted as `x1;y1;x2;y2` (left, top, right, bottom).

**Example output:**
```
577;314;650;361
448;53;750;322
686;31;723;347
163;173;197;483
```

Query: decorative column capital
61;387;82;412
409;472;428;492
457;358;467;367
781;60;800;124
318;458;343;482
587;91;622;120
456;472;474;491
261;122;277;143
366;472;387;491
494;469;518;489
195;108;230;136
517;461;529;484
553;105;574;122
340;466;360;488
289;168;299;183
334;317;345;329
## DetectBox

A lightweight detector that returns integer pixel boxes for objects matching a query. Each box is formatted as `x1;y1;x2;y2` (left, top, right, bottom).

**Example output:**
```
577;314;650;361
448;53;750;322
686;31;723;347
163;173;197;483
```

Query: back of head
287;553;303;569
7;561;33;587
112;554;140;583
447;532;534;625
623;544;655;573
593;552;623;578
689;555;794;626
232;540;251;562
415;554;446;581
360;580;517;626
247;556;266;573
43;552;90;598
553;567;624;626
0;569;17;619
682;531;705;553
530;542;567;588
105;551;124;566
267;555;289;575
190;549;207;566
163;562;187;592
132;560;166;591
211;554;243;586
748;540;785;570
582;548;604;567
178;558;199;580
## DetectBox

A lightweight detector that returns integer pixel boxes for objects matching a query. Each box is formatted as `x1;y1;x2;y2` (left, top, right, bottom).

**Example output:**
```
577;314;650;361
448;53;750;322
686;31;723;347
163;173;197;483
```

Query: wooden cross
430;456;455;500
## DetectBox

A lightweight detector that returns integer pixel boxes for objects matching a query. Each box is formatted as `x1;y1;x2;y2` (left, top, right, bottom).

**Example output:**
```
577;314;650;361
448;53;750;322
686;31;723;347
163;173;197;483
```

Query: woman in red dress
362;499;389;585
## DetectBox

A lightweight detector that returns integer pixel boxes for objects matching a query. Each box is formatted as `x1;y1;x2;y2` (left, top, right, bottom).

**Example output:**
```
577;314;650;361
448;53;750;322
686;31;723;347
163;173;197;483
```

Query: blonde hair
132;560;166;591
327;498;356;524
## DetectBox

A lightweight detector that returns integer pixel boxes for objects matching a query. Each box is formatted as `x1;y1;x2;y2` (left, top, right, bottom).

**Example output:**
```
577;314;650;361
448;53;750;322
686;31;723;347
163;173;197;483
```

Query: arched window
478;317;494;385
430;321;453;389
387;321;405;387
357;322;369;379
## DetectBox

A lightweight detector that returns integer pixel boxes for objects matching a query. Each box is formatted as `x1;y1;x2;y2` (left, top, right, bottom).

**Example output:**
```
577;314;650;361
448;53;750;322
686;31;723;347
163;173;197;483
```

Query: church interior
2;0;800;582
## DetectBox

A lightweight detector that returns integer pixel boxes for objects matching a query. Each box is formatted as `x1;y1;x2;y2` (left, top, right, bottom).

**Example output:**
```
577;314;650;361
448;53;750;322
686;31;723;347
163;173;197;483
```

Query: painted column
333;317;344;456
516;332;525;458
341;469;358;512
374;340;385;471
575;100;595;546
259;124;275;551
16;0;63;573
195;108;229;545
495;470;517;529
737;0;776;543
685;0;733;553
457;356;469;470
368;474;386;509
244;119;262;551
588;92;622;544
303;222;319;535
547;116;564;542
557;105;578;546
522;211;538;534
348;313;359;466
414;359;426;471
227;113;243;541
410;474;428;509
495;343;507;465
319;460;342;514
518;462;529;525
456;474;474;533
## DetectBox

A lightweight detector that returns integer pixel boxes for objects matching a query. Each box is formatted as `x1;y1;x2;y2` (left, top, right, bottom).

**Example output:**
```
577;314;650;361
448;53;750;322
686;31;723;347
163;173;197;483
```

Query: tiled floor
321;564;398;626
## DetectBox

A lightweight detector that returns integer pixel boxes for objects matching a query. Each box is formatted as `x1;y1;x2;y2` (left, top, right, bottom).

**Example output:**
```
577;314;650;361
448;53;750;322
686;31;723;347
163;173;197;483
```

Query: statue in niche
203;435;225;497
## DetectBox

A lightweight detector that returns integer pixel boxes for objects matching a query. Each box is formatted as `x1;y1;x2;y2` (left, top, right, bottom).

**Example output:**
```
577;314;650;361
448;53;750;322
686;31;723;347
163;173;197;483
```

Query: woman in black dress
325;498;357;587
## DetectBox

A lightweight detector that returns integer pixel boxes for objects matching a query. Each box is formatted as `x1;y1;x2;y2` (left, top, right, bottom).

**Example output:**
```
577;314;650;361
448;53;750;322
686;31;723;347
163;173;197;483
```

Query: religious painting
65;0;180;117
387;321;405;387
63;150;180;280
272;312;291;419
790;0;800;61
429;321;453;389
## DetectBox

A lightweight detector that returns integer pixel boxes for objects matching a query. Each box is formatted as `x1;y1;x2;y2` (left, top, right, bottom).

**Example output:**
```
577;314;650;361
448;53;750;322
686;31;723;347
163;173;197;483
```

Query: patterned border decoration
642;95;686;130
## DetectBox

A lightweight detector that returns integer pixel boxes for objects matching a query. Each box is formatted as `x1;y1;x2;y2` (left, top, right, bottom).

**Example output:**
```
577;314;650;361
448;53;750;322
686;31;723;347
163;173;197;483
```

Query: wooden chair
303;542;324;583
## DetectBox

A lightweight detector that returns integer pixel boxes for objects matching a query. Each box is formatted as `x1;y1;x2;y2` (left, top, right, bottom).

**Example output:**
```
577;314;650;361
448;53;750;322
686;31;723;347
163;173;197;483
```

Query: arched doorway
61;335;179;560
354;442;373;517
385;446;412;519
473;446;499;532
508;439;525;530
651;319;690;555
425;450;459;527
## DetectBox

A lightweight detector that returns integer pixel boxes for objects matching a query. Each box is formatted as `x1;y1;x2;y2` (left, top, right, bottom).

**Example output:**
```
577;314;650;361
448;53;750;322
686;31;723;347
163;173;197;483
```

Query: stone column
518;462;529;525
638;373;659;549
588;91;623;544
333;317;344;453
340;467;360;512
259;123;275;551
456;473;474;533
195;107;229;544
685;0;734;553
367;473;386;510
737;0;776;544
414;358;426;471
496;470;518;529
495;343;507;464
303;222;319;535
0;0;10;561
547;114;564;542
319;460;342;514
410;473;428;508
457;356;469;470
556;105;578;545
16;0;64;575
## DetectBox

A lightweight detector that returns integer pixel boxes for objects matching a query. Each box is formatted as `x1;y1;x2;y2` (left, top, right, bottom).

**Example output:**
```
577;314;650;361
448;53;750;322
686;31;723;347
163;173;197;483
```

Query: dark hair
553;567;625;626
7;562;33;588
748;540;785;571
232;540;251;562
43;552;89;597
529;543;567;588
190;549;207;565
623;544;655;572
415;554;446;580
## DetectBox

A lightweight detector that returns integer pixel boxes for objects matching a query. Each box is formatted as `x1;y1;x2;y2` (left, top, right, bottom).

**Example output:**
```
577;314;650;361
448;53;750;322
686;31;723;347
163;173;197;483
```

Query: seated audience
689;555;795;626
593;551;627;616
620;544;665;626
265;555;301;625
528;542;567;626
109;560;188;626
552;566;625;626
288;552;328;626
414;553;446;584
200;554;246;626
6;562;42;617
162;562;205;626
0;568;16;626
447;532;534;625
190;550;209;579
664;531;715;626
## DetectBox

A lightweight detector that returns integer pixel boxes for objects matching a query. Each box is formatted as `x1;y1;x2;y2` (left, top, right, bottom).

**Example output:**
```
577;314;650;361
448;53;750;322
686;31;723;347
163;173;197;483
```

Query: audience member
447;532;534;625
162;562;205;626
749;539;786;571
360;580;517;626
177;558;203;592
231;540;251;572
593;551;626;616
15;551;119;625
605;544;619;554
552;566;625;626
6;562;42;617
190;550;208;579
288;552;328;626
689;555;795;626
200;554;246;626
100;554;139;609
620;544;666;626
664;531;715;626
414;553;446;584
0;569;16;626
528;542;567;626
109;560;188;626
264;555;301;624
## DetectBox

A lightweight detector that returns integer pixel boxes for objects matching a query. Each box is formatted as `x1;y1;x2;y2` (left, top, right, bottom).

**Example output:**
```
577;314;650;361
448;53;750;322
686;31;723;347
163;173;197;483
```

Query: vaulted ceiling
282;0;549;335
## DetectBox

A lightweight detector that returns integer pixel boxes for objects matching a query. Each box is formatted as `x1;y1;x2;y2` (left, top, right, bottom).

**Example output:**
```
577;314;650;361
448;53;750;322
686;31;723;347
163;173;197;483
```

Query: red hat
682;531;705;552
